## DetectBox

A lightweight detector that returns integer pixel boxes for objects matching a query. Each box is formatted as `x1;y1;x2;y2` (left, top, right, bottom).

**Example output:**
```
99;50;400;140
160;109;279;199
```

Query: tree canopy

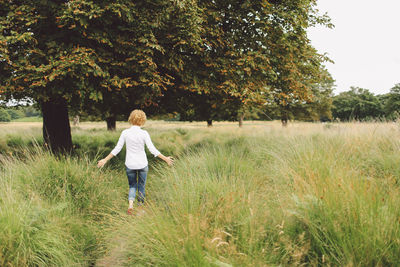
1;0;333;151
172;0;333;125
0;0;204;150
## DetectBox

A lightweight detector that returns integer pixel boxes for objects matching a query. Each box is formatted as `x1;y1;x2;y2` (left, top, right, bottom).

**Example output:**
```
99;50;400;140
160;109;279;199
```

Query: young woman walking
97;110;173;215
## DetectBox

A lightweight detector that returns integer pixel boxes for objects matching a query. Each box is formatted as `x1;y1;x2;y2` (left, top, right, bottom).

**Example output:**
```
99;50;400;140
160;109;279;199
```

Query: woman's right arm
97;153;114;168
97;131;125;168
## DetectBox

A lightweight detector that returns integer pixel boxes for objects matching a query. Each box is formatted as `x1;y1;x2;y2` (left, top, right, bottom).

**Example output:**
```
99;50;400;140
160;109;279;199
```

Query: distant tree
0;109;11;122
383;83;400;120
332;87;383;121
22;105;41;117
6;108;25;120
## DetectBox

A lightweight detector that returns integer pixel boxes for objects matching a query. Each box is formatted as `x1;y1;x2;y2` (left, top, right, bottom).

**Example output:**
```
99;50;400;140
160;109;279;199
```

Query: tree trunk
238;114;244;127
106;116;116;131
281;118;288;127
73;115;79;126
281;108;289;127
42;98;72;154
207;119;213;127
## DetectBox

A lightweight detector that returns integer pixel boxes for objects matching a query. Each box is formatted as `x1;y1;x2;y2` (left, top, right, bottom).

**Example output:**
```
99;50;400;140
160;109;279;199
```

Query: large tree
165;0;333;126
1;0;332;151
0;0;203;151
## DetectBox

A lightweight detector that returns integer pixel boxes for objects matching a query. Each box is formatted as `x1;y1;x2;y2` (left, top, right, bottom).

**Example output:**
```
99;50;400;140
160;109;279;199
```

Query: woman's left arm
144;131;161;157
144;132;174;166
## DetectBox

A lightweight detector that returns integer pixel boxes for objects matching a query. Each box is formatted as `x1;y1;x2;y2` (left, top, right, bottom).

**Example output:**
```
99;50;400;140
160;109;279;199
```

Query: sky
308;0;400;95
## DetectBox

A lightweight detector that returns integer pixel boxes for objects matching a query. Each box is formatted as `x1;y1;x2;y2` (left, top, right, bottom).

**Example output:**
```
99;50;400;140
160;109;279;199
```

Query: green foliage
264;72;334;122
0;106;40;121
0;0;205;142
6;108;24;120
332;87;384;121
383;83;400;119
21;105;41;117
0;108;11;122
163;0;334;123
1;1;194;103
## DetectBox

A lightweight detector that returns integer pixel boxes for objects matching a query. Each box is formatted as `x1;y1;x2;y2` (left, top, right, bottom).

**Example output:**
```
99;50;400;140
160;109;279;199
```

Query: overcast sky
308;0;400;95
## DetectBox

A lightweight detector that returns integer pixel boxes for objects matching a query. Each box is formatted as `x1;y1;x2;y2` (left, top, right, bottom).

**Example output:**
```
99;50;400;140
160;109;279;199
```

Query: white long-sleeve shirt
110;126;160;169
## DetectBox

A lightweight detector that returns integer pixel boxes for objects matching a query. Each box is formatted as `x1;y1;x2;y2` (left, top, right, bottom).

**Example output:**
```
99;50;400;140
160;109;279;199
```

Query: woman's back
111;125;160;170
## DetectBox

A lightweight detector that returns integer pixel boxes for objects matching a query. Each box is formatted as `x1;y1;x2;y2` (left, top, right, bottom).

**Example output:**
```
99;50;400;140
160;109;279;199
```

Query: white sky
308;0;400;95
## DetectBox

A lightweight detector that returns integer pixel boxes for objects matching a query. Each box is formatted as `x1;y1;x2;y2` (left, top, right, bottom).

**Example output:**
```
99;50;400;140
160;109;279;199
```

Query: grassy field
10;116;43;123
1;121;400;266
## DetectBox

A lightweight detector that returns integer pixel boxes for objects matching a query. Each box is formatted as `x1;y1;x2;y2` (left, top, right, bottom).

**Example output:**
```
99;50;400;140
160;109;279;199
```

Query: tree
1;0;332;148
163;0;333;127
69;1;205;130
275;70;334;122
266;1;333;126
0;0;203;151
384;83;400;120
332;87;383;121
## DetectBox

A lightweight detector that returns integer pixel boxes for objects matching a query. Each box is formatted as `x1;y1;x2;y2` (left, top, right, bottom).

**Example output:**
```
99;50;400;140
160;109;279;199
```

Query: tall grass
98;124;400;266
0;149;126;266
1;122;400;266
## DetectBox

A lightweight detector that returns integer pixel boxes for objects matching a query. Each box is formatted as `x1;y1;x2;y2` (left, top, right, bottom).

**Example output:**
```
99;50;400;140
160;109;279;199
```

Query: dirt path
96;236;129;267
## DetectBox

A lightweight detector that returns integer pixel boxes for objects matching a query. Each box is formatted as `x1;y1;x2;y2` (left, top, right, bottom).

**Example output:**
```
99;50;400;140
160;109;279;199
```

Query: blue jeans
126;166;148;203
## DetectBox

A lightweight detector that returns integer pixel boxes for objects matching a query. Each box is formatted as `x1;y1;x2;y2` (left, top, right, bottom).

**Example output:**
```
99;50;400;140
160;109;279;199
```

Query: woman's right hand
97;153;114;168
97;158;107;168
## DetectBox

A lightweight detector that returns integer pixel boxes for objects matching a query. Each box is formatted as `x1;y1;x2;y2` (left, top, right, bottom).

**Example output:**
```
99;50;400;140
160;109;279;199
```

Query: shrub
7;109;24;120
0;109;11;122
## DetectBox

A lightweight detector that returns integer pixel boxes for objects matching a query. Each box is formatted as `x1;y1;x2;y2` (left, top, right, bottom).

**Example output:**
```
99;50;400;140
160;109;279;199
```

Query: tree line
331;84;400;121
1;0;332;153
0;105;40;122
3;82;400;124
246;83;400;123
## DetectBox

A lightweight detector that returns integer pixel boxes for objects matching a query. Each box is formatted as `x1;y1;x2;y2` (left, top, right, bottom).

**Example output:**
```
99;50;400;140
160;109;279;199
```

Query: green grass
0;149;127;266
1;122;400;266
11;116;43;122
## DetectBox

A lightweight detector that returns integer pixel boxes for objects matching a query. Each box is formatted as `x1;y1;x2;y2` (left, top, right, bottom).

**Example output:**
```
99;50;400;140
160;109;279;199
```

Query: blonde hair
128;109;146;126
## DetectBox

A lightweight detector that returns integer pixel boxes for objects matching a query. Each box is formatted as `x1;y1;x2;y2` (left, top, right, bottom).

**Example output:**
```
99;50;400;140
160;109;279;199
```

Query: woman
97;109;173;215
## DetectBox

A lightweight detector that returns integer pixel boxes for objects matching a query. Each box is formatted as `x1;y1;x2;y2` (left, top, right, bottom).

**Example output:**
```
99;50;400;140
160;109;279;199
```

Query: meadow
1;121;400;266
